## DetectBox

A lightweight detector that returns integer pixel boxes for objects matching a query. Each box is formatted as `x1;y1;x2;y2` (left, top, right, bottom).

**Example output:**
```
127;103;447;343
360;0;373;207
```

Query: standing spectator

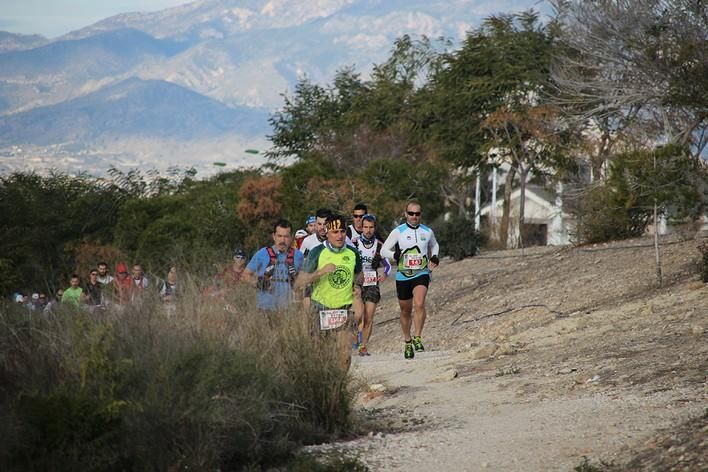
29;293;42;312
242;219;304;312
113;262;132;305
44;289;63;315
37;293;48;311
159;265;179;302
96;262;114;286
61;274;83;307
129;264;149;303
84;269;104;312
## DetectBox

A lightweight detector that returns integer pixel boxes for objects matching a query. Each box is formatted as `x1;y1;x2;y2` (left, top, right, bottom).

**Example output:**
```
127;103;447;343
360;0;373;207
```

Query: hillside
313;234;708;471
0;78;269;145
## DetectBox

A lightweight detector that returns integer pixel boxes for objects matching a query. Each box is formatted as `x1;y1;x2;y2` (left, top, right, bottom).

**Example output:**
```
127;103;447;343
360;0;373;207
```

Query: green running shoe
404;341;415;359
412;336;425;352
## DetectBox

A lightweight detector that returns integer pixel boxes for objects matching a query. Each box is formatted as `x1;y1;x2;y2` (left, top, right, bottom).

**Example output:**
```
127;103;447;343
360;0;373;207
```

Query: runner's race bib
319;309;349;330
362;270;378;287
403;253;424;269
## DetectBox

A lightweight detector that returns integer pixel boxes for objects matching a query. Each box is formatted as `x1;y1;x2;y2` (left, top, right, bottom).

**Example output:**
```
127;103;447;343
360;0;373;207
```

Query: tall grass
0;275;357;471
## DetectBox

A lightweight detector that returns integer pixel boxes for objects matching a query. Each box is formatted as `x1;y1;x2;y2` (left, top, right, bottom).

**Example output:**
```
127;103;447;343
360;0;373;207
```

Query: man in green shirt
61;274;83;307
296;214;362;369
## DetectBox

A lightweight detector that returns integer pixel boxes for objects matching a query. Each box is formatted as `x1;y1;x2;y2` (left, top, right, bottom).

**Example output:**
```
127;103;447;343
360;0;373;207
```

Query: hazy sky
0;0;190;38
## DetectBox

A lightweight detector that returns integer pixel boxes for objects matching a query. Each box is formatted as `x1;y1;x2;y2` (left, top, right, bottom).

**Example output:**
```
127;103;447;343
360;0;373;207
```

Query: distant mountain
0;78;269;146
0;28;186;77
0;31;48;53
0;0;543;175
0;29;189;115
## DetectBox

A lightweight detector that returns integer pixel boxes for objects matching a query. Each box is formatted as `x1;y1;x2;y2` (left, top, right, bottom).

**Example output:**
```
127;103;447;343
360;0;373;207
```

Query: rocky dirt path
308;235;708;471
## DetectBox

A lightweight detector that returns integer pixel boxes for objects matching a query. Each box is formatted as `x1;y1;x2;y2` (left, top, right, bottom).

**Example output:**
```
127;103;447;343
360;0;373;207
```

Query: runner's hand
429;255;439;269
263;265;275;278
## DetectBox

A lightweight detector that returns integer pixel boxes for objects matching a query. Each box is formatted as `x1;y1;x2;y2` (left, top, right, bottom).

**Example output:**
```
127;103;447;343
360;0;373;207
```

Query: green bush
434;214;485;260
572;145;705;245
0;281;358;471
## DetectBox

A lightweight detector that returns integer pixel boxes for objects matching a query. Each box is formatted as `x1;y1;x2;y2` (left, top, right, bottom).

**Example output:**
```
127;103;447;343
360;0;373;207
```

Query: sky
0;0;191;38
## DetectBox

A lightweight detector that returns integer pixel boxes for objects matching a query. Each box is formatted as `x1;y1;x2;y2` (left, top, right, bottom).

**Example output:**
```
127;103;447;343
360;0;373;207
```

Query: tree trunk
499;167;516;248
518;167;528;249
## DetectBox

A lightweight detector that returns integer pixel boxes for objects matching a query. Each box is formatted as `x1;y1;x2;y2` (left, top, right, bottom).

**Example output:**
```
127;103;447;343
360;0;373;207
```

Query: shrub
0;277;357;471
571;145;705;245
435;214;485;260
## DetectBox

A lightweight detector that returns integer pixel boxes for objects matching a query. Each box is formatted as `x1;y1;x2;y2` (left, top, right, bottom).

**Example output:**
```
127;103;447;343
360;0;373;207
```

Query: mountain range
0;0;543;176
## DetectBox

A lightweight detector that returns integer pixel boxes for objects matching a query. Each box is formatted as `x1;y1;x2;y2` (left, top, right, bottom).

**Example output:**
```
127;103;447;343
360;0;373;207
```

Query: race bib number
403;254;424;269
363;270;378;287
319;309;349;330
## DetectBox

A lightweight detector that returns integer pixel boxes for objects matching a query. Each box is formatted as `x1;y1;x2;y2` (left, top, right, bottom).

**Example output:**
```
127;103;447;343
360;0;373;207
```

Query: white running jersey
348;224;362;244
300;232;353;256
299;233;325;256
381;223;439;281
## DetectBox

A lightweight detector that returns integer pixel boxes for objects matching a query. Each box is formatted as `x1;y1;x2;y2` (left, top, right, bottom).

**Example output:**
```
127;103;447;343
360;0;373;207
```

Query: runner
381;200;440;359
242;219;304;312
293;229;308;250
300;208;331;257
296;214;362;370
347;203;368;244
354;214;391;356
203;248;248;299
305;215;317;235
299;208;332;312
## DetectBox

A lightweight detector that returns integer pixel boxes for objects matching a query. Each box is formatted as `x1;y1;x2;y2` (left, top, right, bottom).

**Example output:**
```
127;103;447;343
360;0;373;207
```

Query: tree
237;175;283;250
481;105;569;246
552;0;708;157
429;11;562;246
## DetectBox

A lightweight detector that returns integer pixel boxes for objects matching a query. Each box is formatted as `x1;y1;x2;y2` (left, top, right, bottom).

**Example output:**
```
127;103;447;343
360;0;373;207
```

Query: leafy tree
572;144;706;244
0;172;124;294
428;11;562;246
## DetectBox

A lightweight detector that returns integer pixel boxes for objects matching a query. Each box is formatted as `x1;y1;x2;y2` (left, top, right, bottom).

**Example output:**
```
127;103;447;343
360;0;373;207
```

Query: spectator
159;265;179;302
43;289;63;315
84;269;104;312
113;262;132;305
61;274;83;307
37;293;48;311
129;264;149;303
29;293;42;312
96;261;113;286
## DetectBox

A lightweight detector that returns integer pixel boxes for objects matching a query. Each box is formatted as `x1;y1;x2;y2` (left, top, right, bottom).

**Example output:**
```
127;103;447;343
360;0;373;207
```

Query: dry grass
0;275;359;471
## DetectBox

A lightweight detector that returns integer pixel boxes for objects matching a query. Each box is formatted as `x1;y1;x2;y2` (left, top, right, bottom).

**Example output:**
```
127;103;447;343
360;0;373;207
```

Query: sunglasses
352;213;365;218
407;211;421;216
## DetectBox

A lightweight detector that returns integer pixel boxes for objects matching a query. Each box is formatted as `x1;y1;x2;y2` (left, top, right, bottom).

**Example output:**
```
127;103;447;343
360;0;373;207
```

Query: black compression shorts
395;275;430;300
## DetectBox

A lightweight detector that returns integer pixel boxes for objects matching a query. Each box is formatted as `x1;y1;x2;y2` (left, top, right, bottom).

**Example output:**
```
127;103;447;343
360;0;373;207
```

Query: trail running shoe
352;331;363;350
404;341;415;359
358;346;370;356
412;336;425;352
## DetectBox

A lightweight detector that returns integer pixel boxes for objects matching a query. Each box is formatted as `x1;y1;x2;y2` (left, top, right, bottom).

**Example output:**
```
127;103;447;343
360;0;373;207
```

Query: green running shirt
303;243;362;309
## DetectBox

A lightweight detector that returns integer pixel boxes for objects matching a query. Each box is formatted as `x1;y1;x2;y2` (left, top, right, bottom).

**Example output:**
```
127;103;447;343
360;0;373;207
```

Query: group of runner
241;200;440;362
11;199;440;362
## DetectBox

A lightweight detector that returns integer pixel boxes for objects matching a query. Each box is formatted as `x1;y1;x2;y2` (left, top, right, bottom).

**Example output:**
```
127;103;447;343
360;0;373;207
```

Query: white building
480;184;573;247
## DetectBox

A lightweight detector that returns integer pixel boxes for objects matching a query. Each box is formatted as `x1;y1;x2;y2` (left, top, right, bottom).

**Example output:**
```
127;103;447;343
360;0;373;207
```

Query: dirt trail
308;235;708;471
